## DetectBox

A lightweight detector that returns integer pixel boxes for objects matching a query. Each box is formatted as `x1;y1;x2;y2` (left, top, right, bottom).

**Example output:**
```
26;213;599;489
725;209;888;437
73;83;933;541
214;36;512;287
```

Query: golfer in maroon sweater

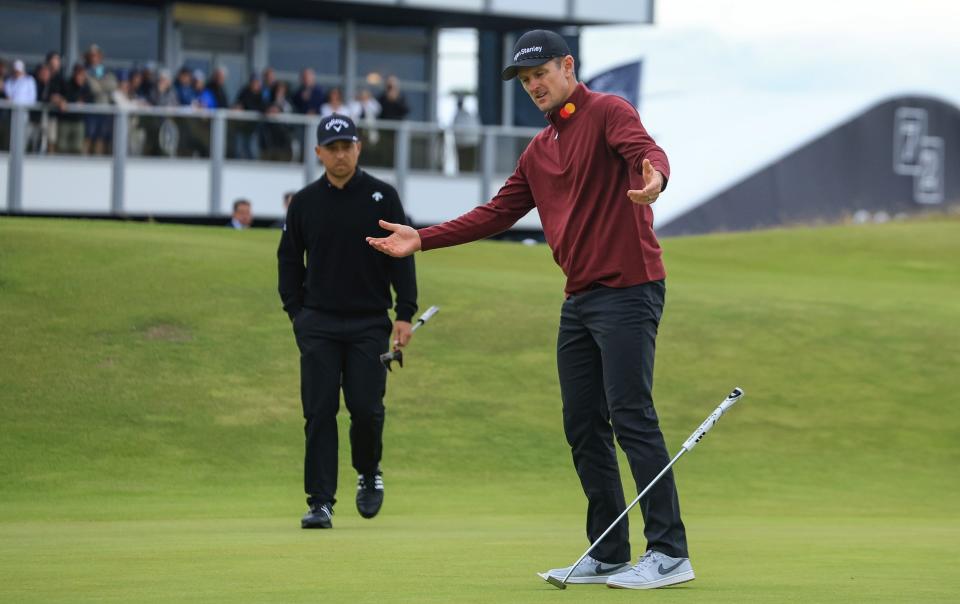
368;30;693;590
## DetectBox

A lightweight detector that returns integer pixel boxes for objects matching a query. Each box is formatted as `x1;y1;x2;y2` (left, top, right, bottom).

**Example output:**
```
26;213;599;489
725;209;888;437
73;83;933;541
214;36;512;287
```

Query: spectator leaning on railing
42;51;66;154
320;87;350;118
377;75;409;120
150;69;178;107
28;63;62;152
233;74;268;160
174;67;194;106
351;87;382;146
136;62;158;101
269;80;293;114
261;67;277;104
45;52;64;87
293;68;325;115
127;70;150;105
58;64;93;155
4;60;37;105
191;70;217;109
207;67;229;108
83;44;118;155
139;68;178;158
263;79;295;161
351;88;381;121
112;69;150;155
6;46;417;160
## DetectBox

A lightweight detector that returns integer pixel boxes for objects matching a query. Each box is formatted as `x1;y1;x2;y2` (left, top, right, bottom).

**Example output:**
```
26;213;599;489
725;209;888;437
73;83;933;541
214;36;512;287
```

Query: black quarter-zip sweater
277;169;417;322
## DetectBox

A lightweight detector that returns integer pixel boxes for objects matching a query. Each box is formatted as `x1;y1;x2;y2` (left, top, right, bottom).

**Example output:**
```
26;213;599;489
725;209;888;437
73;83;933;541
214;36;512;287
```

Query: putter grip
419;306;440;323
681;387;744;452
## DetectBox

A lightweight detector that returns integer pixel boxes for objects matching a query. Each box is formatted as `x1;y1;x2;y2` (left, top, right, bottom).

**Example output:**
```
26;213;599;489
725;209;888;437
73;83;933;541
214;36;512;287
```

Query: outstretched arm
605;97;670;206
367;161;536;256
367;220;421;257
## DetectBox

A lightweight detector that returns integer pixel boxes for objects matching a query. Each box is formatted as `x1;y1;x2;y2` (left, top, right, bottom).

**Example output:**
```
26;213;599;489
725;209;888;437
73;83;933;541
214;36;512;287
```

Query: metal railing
0;100;542;216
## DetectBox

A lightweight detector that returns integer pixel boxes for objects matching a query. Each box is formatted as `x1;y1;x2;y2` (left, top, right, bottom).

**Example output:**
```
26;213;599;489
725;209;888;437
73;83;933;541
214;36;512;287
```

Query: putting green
1;217;957;602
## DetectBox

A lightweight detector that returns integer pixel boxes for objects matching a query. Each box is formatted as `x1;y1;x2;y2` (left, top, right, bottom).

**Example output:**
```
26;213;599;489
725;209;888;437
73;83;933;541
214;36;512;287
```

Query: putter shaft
548;388;744;589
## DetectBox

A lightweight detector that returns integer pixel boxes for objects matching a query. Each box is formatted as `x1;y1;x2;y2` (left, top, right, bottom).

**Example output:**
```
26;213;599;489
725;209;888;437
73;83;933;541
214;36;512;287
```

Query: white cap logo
514;46;543;62
325;118;351;133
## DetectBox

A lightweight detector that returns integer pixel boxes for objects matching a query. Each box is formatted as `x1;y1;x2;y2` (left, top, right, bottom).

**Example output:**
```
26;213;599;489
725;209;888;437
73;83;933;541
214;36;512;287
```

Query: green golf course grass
1;216;958;603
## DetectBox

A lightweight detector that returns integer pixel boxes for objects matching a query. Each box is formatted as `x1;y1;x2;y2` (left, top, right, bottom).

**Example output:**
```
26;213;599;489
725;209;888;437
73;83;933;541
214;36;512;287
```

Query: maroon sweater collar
545;82;591;129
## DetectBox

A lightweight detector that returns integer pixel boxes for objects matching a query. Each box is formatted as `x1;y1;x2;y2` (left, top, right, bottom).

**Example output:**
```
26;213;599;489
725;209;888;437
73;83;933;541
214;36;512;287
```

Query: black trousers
292;308;391;507
557;281;688;562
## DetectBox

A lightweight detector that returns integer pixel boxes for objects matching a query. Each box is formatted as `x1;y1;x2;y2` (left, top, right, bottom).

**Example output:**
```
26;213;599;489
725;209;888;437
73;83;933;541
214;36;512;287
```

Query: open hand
367;220;421;257
626;159;664;205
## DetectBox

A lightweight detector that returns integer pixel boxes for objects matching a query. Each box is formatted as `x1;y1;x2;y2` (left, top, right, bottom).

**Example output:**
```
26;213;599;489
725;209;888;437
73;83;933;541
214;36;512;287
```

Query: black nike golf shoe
301;502;333;529
356;472;384;519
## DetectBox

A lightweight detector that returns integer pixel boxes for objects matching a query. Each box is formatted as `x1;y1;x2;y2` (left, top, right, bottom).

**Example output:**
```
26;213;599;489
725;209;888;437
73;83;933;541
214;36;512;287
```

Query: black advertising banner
659;96;959;237
586;61;643;108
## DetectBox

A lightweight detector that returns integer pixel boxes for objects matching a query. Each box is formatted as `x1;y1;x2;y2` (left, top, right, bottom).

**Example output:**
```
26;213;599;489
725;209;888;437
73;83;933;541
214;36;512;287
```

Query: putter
380;305;440;371
545;387;745;590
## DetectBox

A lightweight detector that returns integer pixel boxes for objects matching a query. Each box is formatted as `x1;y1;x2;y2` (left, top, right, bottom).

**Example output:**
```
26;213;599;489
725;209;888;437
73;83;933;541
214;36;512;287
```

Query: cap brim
318;134;359;146
500;57;554;81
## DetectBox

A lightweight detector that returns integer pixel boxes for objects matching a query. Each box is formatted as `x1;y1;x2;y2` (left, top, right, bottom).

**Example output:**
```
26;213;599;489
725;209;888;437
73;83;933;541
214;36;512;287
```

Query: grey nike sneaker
606;550;695;589
537;555;629;585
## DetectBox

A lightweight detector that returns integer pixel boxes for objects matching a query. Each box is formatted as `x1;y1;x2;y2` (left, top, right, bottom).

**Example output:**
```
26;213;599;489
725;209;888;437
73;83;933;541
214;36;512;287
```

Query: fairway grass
1;217;958;602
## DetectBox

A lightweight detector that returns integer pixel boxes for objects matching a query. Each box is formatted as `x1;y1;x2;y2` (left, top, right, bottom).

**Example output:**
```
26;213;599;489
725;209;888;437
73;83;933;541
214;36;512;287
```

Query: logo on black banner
893;108;945;204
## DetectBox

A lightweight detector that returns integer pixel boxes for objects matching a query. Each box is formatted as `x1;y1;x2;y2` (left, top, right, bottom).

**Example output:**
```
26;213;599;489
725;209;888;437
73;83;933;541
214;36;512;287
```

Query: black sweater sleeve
388;195;418;322
277;201;306;320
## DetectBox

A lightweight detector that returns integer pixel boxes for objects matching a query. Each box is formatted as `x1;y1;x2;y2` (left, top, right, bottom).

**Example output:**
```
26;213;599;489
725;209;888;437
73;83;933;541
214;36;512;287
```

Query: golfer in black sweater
278;114;417;529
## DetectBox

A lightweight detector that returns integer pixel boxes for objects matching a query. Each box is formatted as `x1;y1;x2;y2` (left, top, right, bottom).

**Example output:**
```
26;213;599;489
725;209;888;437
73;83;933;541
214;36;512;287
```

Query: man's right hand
366;220;421;257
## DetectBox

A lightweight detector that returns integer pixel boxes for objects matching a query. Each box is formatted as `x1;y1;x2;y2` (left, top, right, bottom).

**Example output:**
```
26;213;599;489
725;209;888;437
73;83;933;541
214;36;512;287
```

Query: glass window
0;0;62;60
357;26;429;83
77;3;161;66
181;29;247;54
268;18;341;76
403;90;429;121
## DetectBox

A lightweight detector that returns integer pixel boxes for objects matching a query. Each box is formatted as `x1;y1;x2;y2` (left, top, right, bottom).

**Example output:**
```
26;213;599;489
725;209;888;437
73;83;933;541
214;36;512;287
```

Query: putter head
379;349;403;371
545;576;567;590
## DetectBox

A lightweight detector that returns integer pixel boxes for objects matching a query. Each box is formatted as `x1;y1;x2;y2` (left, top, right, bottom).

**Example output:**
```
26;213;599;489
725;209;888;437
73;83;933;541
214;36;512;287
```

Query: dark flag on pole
585;60;643;108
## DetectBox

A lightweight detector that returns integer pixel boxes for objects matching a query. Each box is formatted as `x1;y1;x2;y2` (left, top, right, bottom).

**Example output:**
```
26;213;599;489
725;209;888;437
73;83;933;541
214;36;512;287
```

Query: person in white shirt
319;87;352;118
350;88;382;145
4;60;37;105
350;88;381;121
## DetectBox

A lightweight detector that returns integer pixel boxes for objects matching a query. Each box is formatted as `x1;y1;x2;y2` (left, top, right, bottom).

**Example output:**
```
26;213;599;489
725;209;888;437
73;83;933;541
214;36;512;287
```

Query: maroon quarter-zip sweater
419;82;670;295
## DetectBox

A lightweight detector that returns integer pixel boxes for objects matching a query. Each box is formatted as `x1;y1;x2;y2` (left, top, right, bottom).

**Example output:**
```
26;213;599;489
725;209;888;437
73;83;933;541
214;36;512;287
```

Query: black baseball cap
501;29;571;81
316;114;359;146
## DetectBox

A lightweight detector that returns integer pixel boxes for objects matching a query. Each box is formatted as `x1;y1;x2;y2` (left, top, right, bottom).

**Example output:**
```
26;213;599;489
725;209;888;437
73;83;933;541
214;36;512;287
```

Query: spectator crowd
1;44;412;160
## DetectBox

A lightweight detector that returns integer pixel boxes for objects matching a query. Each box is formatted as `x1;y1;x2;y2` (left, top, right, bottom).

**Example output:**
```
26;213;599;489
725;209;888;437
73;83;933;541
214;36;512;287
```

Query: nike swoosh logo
658;560;685;575
595;563;627;575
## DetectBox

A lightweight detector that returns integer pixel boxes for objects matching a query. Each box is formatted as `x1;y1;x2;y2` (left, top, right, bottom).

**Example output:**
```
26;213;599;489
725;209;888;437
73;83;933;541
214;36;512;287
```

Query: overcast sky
581;0;960;103
577;0;960;223
438;0;960;222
